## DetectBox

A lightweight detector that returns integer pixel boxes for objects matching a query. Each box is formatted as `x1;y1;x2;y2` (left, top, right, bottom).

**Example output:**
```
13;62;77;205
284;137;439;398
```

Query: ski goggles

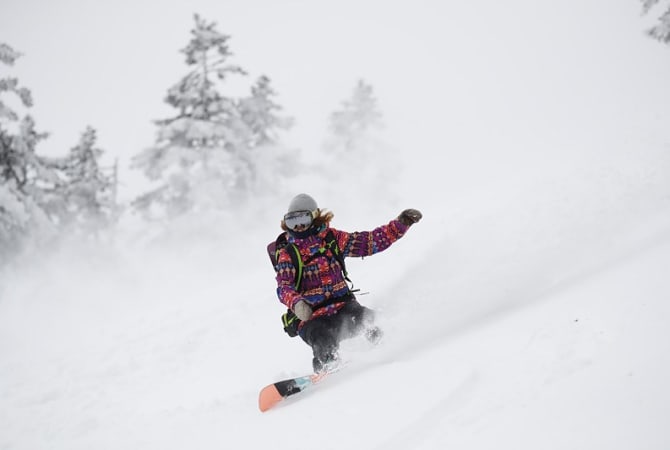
284;210;316;230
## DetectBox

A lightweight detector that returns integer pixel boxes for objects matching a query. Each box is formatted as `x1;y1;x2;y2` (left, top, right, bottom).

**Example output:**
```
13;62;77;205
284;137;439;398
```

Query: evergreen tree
642;0;670;44
0;44;32;122
0;43;56;257
1;43;38;190
132;14;254;218
46;126;117;233
321;79;402;212
239;75;293;148
328;79;383;151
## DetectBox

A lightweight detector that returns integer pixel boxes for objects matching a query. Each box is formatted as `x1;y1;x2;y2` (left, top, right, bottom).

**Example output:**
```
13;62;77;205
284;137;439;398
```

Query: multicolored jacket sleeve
335;218;409;258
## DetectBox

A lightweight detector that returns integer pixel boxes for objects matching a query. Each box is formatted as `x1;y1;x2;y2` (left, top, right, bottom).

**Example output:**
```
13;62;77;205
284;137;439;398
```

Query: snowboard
258;368;339;412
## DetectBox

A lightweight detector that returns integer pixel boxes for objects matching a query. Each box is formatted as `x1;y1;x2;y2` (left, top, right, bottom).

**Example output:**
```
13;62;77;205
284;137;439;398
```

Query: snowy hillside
1;142;669;449
2;0;670;449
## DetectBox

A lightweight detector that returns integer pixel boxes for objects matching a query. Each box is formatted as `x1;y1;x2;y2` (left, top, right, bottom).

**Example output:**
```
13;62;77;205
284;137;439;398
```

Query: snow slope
1;145;669;449
2;0;670;449
1;141;669;450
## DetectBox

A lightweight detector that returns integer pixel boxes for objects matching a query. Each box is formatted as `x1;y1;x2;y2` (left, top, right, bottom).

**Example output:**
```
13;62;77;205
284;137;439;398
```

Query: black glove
398;208;422;226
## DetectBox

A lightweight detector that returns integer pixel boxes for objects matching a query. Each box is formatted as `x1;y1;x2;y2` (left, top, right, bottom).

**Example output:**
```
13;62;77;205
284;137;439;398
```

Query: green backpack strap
272;233;304;290
283;243;303;290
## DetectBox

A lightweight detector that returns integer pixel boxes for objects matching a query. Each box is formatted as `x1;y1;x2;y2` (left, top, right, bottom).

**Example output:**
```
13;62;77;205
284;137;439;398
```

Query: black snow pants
299;297;375;369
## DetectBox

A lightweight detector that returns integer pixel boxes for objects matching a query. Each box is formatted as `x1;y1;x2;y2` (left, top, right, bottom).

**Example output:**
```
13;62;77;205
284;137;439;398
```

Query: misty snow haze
1;0;670;449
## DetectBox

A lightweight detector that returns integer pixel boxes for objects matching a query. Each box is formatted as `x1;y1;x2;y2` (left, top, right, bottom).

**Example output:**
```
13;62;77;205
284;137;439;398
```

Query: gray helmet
287;193;318;214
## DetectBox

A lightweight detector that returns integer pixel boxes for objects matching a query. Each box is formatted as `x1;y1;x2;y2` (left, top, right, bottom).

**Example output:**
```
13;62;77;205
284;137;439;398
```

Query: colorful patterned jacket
275;219;409;322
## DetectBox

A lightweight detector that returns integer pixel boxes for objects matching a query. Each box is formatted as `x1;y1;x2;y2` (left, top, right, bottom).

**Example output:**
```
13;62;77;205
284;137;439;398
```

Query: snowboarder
274;193;422;373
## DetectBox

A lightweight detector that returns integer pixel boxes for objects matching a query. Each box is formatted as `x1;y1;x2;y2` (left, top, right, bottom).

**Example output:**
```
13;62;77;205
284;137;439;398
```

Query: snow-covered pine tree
321;79;402;213
239;75;293;148
131;14;255;218
236;74;298;195
0;44;33;123
328;79;383;152
0;43;56;259
44;126;117;235
1;43;36;190
642;0;670;44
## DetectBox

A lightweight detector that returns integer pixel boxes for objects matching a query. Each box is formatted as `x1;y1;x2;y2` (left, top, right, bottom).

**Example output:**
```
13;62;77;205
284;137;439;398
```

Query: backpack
267;229;352;337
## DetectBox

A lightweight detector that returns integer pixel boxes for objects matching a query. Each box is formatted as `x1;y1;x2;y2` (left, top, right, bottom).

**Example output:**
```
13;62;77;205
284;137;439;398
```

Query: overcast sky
1;0;457;162
2;0;669;186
